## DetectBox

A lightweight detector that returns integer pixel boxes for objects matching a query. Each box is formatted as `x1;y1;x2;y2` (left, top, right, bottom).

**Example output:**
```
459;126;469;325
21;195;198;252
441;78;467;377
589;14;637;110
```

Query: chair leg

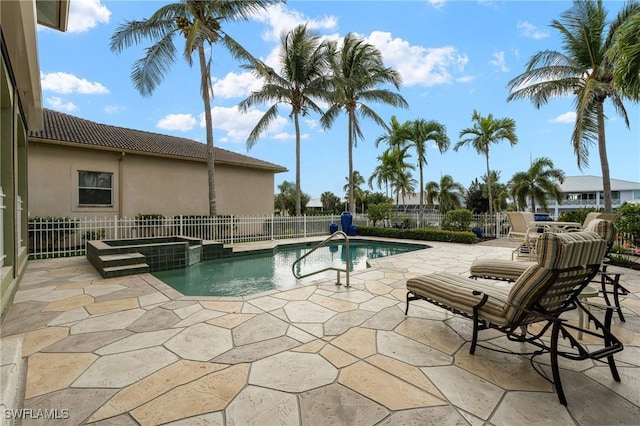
550;320;568;406
405;292;420;315
603;306;622;382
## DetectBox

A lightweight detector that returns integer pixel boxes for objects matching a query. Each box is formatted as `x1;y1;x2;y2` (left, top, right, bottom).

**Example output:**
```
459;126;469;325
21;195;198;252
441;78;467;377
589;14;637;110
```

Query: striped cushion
407;273;512;326
469;259;533;282
536;231;607;270
585;219;616;244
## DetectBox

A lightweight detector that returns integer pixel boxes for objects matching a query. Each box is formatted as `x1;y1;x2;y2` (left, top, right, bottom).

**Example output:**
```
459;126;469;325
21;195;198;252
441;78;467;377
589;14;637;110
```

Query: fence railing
17;195;23;248
26;212;510;259
0;187;4;268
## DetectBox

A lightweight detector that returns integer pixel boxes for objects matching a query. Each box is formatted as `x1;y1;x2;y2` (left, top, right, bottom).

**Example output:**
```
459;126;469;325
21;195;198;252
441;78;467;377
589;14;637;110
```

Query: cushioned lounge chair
406;230;623;406
470;219;628;321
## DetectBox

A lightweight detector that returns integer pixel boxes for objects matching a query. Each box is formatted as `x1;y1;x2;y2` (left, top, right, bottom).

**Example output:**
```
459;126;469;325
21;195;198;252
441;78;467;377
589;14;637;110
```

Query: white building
539;175;640;216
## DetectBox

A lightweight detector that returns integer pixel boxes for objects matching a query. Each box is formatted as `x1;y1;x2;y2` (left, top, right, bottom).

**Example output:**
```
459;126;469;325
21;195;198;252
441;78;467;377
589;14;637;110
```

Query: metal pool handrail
291;231;350;287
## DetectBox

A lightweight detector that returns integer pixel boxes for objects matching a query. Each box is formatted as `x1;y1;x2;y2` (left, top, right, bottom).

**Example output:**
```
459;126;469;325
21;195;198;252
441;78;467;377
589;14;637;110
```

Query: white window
78;171;113;206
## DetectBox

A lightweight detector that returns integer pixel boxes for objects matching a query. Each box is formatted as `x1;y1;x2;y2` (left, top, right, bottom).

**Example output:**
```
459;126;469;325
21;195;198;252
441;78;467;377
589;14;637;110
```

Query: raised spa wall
87;236;233;278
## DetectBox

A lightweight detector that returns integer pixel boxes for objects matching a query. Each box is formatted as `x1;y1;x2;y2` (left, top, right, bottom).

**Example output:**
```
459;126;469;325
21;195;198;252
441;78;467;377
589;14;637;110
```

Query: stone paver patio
1;238;638;425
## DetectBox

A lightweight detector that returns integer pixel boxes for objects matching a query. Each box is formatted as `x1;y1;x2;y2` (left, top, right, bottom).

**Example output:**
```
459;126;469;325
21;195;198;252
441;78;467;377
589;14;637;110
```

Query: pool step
103;263;150;278
97;253;149;278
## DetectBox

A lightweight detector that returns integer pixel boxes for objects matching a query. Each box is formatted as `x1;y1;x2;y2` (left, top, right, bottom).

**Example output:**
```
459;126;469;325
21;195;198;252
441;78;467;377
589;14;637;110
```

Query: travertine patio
1;238;639;425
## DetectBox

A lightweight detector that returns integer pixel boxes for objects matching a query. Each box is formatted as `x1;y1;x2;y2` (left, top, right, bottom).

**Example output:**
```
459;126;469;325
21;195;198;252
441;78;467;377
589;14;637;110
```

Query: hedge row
356;226;478;244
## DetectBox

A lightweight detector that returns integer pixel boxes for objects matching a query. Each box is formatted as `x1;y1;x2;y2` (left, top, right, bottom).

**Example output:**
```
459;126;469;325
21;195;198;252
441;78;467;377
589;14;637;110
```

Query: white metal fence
26;212;511;259
0;187;4;267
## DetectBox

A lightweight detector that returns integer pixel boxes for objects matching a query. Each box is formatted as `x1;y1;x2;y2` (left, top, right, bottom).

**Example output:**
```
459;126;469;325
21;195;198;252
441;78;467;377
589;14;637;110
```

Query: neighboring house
28;109;287;218
539;175;640;216
1;0;69;318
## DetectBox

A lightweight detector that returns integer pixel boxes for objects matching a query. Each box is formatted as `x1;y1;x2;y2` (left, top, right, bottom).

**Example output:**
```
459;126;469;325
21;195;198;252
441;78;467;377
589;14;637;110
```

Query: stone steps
102;263;150;278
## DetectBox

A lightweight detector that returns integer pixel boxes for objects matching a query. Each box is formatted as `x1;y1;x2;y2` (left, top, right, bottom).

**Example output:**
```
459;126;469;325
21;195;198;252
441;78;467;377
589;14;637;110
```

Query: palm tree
239;25;330;216
401;119;450;226
321;33;408;214
509;157;565;212
608;10;640;100
425;175;465;213
368;149;396;198
506;0;639;212
455;110;518;220
110;0;277;216
343;171;366;213
369;146;414;207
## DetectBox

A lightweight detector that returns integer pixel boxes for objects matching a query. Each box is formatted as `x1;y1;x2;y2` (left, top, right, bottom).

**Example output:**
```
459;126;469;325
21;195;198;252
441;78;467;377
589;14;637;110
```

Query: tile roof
28;109;287;173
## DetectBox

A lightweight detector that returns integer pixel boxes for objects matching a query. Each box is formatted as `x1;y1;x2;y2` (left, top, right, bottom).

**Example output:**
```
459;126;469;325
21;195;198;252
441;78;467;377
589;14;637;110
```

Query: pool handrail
291;231;350;287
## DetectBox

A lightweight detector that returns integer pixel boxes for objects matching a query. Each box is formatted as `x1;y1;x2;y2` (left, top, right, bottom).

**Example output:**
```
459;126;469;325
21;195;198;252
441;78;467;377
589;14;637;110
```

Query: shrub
357;226;477;244
367;202;394;226
558;208;598;223
617;202;640;244
441;209;473;232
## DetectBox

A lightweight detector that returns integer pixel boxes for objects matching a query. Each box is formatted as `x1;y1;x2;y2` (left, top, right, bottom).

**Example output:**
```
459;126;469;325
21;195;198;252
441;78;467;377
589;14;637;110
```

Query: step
0;335;26;426
103;263;150;278
99;253;146;268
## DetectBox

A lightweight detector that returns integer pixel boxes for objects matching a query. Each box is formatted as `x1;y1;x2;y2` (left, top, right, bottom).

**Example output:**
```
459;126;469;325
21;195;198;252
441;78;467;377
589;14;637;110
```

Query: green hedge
356;226;477;244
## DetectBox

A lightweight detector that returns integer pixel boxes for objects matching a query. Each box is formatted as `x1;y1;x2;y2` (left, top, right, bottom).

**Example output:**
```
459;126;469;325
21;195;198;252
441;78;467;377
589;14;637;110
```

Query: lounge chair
506;211;549;260
470;219;628;321
470;219;616;281
405;230;623;406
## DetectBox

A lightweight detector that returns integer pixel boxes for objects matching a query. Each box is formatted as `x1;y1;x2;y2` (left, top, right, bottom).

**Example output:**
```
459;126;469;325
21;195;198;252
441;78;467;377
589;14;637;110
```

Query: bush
357;226;477;244
617;203;640;244
367;202;394;226
441;209;473;232
558;208;598;223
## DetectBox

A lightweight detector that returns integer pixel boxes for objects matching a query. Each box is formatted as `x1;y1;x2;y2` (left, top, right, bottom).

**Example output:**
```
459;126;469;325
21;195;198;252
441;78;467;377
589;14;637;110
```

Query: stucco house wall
28;109;286;219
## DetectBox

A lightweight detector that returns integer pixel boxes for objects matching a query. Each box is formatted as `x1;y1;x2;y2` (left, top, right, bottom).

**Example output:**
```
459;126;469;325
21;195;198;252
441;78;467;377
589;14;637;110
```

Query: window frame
77;170;114;207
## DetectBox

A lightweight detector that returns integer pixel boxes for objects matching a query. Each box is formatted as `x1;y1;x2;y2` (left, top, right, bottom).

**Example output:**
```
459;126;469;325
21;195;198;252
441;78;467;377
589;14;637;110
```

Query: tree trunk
294;112;301;216
348;110;355;214
597;102;612;213
418;164;424;227
198;44;216;216
485;152;493;218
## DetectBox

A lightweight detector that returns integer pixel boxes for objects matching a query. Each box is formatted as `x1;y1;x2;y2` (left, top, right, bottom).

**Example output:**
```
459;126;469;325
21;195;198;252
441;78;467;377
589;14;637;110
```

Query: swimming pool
153;240;426;297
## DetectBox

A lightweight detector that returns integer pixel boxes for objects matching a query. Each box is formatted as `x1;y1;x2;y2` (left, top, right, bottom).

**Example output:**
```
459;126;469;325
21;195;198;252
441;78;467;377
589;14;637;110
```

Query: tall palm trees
455;110;518;220
425;175;465;213
509;157;565;212
239;24;330;216
110;0;277;216
343;171;366;213
507;0;640;213
401;119;450;226
321;33;408;214
368;146;414;206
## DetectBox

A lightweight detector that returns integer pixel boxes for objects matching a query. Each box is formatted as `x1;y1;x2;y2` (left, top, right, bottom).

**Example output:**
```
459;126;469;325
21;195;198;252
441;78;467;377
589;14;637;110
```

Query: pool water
153;240;425;297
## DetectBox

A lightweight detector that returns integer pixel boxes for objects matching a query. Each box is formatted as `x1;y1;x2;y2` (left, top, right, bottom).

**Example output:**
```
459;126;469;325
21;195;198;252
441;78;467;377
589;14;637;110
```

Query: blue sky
37;0;639;199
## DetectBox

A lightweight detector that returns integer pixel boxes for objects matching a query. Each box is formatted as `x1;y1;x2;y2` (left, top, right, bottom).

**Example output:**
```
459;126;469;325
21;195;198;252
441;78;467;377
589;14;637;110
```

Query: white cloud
517;21;549;40
199;106;289;143
252;4;338;42
549;112;576;123
211;71;262;99
104;105;125;114
157;114;197;131
489;51;509;72
67;0;111;33
365;31;470;87
305;119;319;130
41;72;109;94
46;97;77;112
427;0;447;9
272;132;309;141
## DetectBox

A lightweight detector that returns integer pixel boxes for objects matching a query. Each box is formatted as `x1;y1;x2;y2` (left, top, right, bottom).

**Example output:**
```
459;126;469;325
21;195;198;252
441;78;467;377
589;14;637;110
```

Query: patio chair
506;211;549;260
470;219;628;322
406;230;623;406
